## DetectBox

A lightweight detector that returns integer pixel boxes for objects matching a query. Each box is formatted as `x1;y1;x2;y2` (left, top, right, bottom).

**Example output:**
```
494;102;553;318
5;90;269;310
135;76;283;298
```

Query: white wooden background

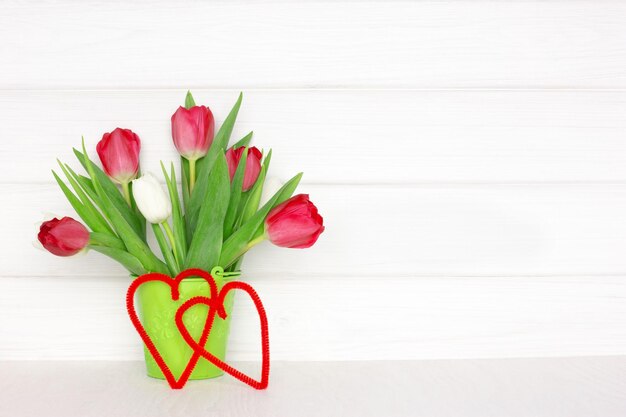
1;0;626;363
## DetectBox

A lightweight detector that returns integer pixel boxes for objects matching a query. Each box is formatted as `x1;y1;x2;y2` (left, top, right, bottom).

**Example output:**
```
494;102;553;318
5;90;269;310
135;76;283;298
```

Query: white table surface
1;357;625;417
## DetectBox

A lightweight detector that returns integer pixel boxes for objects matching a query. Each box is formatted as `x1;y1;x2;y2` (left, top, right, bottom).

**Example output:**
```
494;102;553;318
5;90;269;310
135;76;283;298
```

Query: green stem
152;223;178;274
246;234;266;250
162;221;179;263
189;158;196;194
121;181;132;206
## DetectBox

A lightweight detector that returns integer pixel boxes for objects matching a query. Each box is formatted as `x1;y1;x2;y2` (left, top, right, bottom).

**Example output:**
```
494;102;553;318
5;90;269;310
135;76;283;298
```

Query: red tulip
96;128;141;184
38;217;90;257
171;105;215;161
265;194;325;248
225;146;263;191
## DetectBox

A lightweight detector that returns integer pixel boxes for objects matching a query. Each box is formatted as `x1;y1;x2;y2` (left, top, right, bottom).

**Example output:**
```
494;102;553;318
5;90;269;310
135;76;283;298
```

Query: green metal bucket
136;272;238;380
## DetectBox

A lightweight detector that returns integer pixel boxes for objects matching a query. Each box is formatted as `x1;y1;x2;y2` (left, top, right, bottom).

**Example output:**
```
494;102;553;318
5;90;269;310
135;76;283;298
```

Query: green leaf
79;139;168;274
89;245;147;276
128;172;147;240
152;223;178;275
89;232;125;250
185;153;230;271
58;161;115;235
77;174;97;196
186;93;243;240
240;149;271;225
219;172;302;268
52;170;103;234
68;169;100;205
231;131;253;149
161;161;187;262
185;90;196;109
228;256;244;273
223;147;248;238
180;156;190;215
72;147;145;240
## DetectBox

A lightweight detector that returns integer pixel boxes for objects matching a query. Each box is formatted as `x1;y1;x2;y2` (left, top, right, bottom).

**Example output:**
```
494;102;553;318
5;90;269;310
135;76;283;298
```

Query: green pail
136;271;239;380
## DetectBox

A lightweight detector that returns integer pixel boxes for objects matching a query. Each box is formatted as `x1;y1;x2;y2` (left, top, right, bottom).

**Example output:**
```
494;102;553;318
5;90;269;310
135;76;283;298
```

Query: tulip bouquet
37;92;324;385
38;92;324;274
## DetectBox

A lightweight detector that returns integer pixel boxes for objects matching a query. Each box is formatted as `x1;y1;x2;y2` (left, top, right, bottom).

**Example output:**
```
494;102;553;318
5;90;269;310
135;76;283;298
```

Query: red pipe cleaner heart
175;280;270;390
126;268;219;389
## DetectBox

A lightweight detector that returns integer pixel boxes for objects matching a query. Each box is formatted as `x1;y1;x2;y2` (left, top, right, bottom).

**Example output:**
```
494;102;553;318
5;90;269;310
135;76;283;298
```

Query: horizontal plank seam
9;180;626;187
5;273;626;279
1;356;625;363
3;87;626;93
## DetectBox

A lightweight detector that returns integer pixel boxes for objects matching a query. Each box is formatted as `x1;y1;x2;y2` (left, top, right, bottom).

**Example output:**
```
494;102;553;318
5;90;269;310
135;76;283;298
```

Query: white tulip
260;177;284;207
131;173;172;224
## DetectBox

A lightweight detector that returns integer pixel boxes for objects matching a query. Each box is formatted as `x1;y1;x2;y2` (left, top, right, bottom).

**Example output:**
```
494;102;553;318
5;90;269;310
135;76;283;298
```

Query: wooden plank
3;90;626;183
8;183;626;278
2;1;626;89
2;359;626;416
1;275;626;360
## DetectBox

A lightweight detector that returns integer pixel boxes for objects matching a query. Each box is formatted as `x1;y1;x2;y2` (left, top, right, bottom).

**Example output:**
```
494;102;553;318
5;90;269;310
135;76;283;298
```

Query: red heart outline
175;280;270;390
126;268;219;389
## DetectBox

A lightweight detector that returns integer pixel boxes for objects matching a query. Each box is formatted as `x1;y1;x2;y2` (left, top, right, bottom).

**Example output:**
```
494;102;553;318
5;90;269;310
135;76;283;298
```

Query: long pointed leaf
180;156;190;215
89;232;125;250
231;131;253;149
128;171;147;240
219;172;302;268
223;147;247;238
73;147;145;239
186;93;243;239
161;161;187;262
185;154;230;271
185;90;196;109
58;162;114;235
80;140;168;274
240;149;271;225
89;245;147;276
52;170;102;233
77;174;97;196
152;223;178;275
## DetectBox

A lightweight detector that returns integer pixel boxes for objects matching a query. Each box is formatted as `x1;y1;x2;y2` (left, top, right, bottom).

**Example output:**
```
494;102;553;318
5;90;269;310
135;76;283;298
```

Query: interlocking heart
126;268;269;390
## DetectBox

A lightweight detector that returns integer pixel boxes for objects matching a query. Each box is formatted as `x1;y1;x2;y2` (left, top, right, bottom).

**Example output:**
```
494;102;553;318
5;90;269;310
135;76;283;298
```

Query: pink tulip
171;105;215;161
265;194;325;248
38;217;90;257
96;128;141;184
225;146;263;191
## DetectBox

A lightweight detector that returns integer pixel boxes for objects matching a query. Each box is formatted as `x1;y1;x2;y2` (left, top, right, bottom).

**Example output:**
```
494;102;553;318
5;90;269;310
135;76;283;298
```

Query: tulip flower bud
38;217;90;257
265;194;325;248
96;128;141;184
226;146;263;191
131;173;172;224
171;105;215;161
